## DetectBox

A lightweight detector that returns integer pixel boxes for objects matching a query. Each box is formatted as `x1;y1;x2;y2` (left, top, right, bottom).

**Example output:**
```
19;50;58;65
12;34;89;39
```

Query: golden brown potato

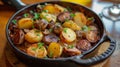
43;4;59;14
18;18;33;29
62;20;81;30
47;42;63;58
73;12;87;27
60;28;76;43
25;29;43;43
27;44;47;58
54;4;66;12
43;4;65;15
40;12;56;22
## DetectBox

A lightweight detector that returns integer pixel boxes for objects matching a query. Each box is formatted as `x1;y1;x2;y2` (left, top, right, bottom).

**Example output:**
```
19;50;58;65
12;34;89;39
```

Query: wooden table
0;0;120;67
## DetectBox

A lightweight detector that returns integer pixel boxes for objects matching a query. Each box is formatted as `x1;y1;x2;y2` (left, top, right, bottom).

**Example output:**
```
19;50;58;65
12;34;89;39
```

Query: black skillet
3;0;116;67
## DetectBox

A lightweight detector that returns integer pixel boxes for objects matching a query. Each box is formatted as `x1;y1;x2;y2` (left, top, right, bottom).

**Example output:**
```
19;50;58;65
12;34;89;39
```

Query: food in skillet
9;3;100;58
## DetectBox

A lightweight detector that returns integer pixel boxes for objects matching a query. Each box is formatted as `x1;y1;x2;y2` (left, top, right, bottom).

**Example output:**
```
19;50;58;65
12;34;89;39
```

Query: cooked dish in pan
9;3;100;58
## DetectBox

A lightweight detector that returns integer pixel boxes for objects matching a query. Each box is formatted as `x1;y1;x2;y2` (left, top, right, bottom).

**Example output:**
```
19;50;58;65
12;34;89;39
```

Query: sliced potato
25;29;43;43
62;20;81;30
18;18;33;29
47;42;63;58
73;12;87;27
60;28;76;43
54;4;66;12
27;44;47;58
43;4;59;15
40;12;56;22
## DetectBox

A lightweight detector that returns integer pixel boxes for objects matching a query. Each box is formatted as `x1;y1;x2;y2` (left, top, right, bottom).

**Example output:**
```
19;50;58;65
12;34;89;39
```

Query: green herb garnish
23;13;29;17
70;13;75;18
30;10;34;14
49;51;53;58
33;13;40;20
49;28;53;32
88;17;94;20
42;10;48;13
63;28;68;33
65;18;69;22
36;34;40;36
68;45;74;49
38;42;44;49
32;48;37;51
32;25;34;28
12;19;17;24
82;25;90;32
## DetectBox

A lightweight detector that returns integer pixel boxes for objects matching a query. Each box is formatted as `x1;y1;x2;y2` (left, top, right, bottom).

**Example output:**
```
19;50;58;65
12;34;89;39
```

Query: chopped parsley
23;13;29;17
12;19;17;24
32;25;34;28
49;28;53;32
65;18;69;22
82;25;90;32
68;45;74;49
70;13;75;18
49;51;53;58
38;42;44;49
88;17;94;20
33;13;40;20
63;28;68;33
32;48;37;51
36;34;40;36
30;10;34;14
42;10;48;13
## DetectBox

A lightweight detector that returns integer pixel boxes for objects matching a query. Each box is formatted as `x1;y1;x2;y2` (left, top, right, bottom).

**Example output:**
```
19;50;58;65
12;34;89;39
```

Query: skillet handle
70;35;116;65
1;0;26;10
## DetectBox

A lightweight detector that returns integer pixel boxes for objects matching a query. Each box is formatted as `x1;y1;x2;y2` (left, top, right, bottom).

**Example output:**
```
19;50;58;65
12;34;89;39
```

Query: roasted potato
60;28;76;43
18;18;33;29
73;12;87;27
43;4;60;15
54;4;66;12
40;12;56;22
43;4;65;15
27;44;47;58
25;29;43;43
47;42;63;58
62;20;81;30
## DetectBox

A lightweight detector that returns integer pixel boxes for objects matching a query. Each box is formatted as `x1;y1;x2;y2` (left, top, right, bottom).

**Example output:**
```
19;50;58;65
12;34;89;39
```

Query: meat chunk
11;29;25;45
75;30;86;38
47;20;55;29
42;34;59;45
86;31;99;43
57;12;71;22
53;23;63;34
64;47;81;56
34;19;48;30
76;39;92;51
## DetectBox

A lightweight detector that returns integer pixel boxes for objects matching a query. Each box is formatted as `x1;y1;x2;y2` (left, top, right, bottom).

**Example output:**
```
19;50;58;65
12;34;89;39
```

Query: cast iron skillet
4;0;116;66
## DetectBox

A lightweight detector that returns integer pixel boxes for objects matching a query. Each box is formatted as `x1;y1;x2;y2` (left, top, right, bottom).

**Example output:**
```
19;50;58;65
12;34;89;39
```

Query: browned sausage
34;19;48;30
12;29;25;45
47;20;55;29
57;12;71;22
76;39;92;51
64;47;81;56
42;34;59;45
43;29;50;35
53;23;63;34
75;30;86;38
86;31;99;43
